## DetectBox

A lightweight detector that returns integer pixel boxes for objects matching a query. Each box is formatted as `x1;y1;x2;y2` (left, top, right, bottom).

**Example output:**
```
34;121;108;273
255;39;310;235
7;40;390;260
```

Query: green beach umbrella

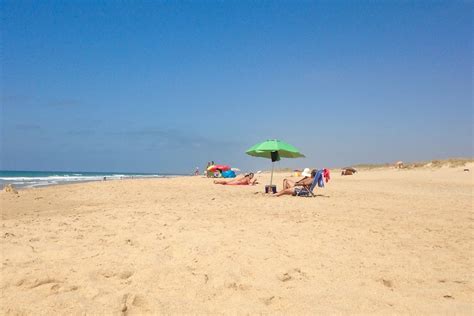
246;139;305;187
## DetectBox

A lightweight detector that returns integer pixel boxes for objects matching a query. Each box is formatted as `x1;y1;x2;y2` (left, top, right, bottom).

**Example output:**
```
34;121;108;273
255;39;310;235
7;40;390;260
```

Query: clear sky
1;1;472;173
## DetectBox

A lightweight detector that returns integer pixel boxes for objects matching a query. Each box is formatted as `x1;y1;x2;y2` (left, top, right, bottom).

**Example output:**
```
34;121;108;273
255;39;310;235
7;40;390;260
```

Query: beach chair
295;170;323;197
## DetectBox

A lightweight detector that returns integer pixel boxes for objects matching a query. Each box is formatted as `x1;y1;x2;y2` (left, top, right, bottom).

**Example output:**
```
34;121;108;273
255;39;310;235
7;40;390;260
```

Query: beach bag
222;170;236;178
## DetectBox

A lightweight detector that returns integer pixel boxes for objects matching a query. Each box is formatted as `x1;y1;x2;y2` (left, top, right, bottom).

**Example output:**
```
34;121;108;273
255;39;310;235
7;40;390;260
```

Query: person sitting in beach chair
282;167;312;189
214;173;258;185
273;169;320;197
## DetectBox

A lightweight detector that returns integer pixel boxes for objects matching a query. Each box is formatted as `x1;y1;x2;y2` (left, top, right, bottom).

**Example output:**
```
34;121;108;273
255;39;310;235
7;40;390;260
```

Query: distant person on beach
194;167;200;176
273;169;316;197
395;161;404;169
214;173;258;185
282;167;312;189
206;162;213;177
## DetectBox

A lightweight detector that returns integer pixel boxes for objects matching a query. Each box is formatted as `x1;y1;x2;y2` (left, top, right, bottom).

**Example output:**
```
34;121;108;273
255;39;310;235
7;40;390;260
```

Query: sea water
0;170;179;189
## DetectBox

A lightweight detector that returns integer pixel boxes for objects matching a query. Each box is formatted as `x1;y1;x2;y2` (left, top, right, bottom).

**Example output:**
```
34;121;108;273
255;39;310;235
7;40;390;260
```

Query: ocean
0;170;180;189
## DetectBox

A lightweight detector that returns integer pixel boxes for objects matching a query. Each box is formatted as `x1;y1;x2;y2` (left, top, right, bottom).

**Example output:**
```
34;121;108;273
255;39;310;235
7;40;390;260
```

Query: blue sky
1;1;472;173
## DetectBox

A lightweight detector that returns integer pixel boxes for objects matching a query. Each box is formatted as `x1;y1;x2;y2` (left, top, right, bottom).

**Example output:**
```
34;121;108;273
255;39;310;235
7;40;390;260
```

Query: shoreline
0;174;187;191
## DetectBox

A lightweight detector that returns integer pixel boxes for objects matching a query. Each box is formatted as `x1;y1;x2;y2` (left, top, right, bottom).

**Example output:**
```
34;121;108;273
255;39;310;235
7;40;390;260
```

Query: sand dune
1;165;473;314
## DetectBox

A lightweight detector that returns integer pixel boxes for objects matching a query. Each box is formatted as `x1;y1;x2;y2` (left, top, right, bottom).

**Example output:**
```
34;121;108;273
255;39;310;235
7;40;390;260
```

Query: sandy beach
1;165;473;314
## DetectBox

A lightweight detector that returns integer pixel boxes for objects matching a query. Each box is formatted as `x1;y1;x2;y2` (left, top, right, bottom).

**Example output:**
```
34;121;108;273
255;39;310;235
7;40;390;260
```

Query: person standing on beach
206;162;212;177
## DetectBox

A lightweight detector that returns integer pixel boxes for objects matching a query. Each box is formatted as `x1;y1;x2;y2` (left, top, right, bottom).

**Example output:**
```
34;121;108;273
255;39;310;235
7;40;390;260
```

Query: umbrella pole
270;161;274;186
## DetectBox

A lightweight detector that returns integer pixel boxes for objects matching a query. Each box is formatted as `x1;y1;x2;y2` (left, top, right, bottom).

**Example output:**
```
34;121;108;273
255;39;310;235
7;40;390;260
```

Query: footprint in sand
30;278;63;289
278;273;292;282
453;280;467;284
119;271;134;280
2;232;15;238
16;277;63;289
99;270;134;280
130;294;148;308
277;268;308;282
18;279;77;295
380;279;394;288
50;283;79;295
261;295;275;305
120;293;149;314
260;295;285;307
225;281;250;291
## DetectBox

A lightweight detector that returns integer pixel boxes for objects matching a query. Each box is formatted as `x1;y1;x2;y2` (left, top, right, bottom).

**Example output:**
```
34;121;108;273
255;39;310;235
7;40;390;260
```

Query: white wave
0;176;103;181
0;174;181;190
24;181;58;188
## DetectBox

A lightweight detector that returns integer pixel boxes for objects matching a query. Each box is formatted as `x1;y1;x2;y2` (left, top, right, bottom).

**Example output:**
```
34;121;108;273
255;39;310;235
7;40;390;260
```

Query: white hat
301;168;312;177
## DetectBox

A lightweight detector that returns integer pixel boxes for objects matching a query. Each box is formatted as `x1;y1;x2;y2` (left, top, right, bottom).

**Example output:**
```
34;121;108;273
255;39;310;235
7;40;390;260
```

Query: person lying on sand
273;169;316;197
283;167;312;189
214;173;258;185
